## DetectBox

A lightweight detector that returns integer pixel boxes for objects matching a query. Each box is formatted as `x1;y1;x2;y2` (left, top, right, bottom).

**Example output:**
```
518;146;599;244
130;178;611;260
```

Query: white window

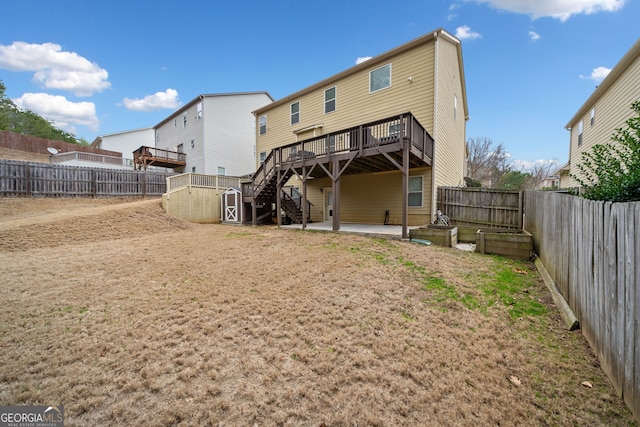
177;143;184;153
408;176;423;207
197;102;203;120
259;115;267;135
217;166;226;176
259;151;267;163
191;166;196;173
173;119;177;127
578;120;583;146
183;113;187;128
190;139;195;149
590;107;595;126
370;63;391;93
155;131;160;143
291;102;300;125
325;87;336;113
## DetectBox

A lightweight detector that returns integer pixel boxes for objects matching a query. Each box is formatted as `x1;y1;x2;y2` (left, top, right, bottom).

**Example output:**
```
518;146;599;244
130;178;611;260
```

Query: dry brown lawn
0;197;635;426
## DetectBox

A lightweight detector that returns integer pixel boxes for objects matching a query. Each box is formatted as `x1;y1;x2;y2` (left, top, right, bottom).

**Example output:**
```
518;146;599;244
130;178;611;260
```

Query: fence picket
0;159;173;197
524;191;639;420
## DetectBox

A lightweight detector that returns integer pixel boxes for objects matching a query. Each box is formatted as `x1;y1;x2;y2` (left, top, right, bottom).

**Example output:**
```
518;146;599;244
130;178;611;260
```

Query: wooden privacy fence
0;159;173;197
524;190;639;420
437;187;523;229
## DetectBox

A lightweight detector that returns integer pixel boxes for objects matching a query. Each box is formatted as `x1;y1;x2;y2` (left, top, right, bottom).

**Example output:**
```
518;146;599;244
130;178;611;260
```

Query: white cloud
469;0;626;21
122;89;181;112
13;92;99;133
448;3;460;20
0;41;110;96
529;31;541;40
355;57;372;65
580;66;612;82
513;158;558;172
455;25;482;40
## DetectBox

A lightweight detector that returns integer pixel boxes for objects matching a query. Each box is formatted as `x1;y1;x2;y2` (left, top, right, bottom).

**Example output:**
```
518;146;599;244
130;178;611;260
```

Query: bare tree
527;160;559;189
466;137;511;187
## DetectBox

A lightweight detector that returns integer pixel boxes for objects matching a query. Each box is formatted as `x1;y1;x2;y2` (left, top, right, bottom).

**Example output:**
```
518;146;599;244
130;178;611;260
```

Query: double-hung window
370;63;391;93
259;115;267;135
578;120;583;146
291;102;300;125
408;176;423;207
325;87;336;114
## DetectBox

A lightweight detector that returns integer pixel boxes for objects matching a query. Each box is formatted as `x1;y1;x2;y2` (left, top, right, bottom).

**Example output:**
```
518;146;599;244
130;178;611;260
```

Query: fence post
91;169;97;198
25;163;32;197
142;172;147;198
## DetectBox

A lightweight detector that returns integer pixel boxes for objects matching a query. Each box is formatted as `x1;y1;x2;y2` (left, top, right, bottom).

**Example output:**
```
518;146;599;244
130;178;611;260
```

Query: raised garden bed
410;225;458;247
475;228;533;260
456;225;480;243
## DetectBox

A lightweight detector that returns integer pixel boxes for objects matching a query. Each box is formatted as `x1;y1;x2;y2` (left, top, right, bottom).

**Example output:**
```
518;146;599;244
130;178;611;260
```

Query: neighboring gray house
92;127;155;159
154;92;273;176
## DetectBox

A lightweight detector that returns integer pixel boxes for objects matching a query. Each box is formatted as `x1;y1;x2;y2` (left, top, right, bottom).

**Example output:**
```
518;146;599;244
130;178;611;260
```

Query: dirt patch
0;198;635;426
0;147;51;163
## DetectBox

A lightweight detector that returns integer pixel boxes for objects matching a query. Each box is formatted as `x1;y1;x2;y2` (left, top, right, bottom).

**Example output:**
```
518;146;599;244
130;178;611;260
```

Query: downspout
200;95;205;175
431;31;440;223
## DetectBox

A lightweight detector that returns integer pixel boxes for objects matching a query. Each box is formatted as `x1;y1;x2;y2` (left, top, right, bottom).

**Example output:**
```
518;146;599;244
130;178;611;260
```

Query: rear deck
243;112;434;238
133;146;186;171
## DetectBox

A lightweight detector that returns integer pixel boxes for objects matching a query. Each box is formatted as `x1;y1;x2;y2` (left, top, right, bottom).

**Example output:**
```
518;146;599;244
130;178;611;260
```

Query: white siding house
154;92;273;176
93;127;155;158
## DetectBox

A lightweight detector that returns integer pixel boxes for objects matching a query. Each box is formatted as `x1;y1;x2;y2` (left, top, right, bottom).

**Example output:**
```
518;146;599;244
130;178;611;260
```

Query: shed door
222;190;241;223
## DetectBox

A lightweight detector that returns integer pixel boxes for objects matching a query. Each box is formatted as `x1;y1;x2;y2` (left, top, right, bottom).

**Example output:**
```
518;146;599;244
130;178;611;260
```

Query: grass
1;199;634;426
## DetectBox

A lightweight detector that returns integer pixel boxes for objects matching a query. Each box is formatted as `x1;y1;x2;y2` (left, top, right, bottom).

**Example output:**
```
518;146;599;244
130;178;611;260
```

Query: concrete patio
280;221;421;240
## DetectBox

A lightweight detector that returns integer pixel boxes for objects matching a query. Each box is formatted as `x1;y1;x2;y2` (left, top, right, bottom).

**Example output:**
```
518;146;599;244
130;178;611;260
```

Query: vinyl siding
255;42;436;166
434;36;466;188
99;128;154;158
564;50;640;188
306;168;433;226
156;103;204;173
203;94;272;176
253;29;464;224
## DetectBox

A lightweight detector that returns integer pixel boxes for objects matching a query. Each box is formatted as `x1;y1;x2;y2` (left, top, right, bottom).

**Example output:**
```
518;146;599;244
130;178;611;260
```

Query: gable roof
253;28;468;120
565;37;640;129
155;91;274;129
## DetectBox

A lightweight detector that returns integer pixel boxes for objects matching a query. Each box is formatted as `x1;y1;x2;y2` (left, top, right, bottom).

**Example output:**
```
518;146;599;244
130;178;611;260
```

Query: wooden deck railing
166;173;241;193
249;112;433;202
134;146;186;162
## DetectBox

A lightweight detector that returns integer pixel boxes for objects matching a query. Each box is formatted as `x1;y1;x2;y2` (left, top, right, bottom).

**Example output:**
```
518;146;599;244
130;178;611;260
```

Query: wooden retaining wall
524;190;639;420
437;186;522;229
0;159;172;197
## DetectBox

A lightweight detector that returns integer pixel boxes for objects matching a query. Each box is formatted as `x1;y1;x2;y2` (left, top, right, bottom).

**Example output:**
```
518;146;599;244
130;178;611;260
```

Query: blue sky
1;0;638;169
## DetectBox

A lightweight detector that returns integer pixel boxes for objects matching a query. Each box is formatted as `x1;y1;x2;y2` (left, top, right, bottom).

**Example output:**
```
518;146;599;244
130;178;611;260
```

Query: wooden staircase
243;112;434;227
281;188;312;224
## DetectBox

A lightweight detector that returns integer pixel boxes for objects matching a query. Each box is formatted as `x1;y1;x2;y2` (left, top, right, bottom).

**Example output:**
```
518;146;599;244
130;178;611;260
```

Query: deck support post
402;136;410;240
332;159;340;232
302;166;308;230
276;169;283;227
251;195;257;226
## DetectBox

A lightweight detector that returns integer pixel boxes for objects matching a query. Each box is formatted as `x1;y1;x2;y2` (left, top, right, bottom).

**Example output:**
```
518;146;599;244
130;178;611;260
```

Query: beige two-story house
245;28;468;238
562;37;640;188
